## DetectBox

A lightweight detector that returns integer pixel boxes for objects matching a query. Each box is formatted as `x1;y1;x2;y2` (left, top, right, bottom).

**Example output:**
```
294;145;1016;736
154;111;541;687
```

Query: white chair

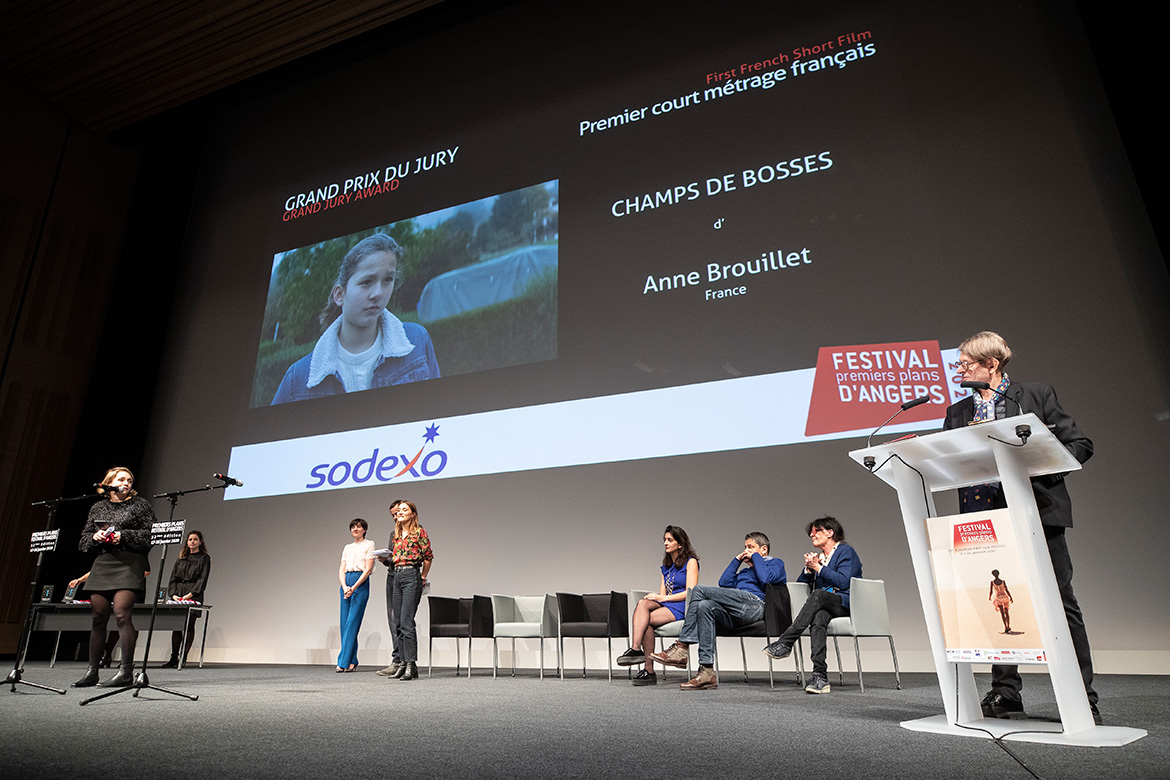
629;588;691;678
490;594;559;679
825;577;900;692
788;578;901;692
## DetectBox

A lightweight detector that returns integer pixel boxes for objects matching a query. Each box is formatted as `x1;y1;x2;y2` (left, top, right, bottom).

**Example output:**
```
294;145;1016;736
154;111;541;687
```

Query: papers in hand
370;548;392;558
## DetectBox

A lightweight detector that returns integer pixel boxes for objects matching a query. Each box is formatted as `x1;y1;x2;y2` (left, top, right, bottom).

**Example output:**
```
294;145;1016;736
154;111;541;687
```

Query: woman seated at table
162;530;211;668
616;525;699;685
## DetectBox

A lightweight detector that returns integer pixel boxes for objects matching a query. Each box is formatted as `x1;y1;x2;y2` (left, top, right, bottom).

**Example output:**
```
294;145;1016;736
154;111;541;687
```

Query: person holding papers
376;500;433;681
73;467;155;688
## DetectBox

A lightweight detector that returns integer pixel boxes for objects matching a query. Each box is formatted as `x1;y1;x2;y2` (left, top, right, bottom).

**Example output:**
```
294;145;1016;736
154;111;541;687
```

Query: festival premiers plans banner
226;339;968;500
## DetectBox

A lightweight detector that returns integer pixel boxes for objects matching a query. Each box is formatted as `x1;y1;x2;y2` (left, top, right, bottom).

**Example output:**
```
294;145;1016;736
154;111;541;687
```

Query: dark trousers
389;566;423;663
778;589;849;676
992;525;1097;706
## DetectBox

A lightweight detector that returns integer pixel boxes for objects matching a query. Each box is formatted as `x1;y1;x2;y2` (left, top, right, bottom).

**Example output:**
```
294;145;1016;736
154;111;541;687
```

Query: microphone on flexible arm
960;381;1030;443
95;482;121;493
863;394;932;469
213;473;244;488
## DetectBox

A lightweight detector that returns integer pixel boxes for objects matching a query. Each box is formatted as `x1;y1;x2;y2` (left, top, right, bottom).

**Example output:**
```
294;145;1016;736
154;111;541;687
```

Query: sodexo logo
305;423;448;489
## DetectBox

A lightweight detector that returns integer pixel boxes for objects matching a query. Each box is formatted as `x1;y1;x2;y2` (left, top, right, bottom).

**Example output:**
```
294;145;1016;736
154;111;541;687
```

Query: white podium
851;414;1145;746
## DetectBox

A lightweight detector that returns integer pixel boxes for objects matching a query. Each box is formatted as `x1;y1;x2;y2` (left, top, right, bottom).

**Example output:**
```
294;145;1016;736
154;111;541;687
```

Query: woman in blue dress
616;525;699;685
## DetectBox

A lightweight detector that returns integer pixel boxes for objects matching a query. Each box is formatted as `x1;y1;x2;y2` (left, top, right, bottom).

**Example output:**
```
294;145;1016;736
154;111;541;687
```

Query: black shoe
763;640;793;660
97;666;135;687
99;655;113;669
391;662;408;679
980;691;1025;719
377;662;404;677
632;669;657;686
160;657;179;669
1091;704;1103;726
399;662;418;681
72;666;100;688
616;648;646;666
805;673;831;694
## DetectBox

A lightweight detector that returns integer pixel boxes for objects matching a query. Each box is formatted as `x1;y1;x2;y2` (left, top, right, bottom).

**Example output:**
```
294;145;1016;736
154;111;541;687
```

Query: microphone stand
6;490;100;694
79;482;227;706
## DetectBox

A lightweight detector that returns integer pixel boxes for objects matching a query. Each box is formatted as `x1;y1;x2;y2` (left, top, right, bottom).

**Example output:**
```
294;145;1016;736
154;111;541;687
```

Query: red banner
805;340;947;436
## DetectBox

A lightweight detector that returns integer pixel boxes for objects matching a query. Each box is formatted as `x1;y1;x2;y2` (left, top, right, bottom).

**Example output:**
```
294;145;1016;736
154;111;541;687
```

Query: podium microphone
959;381;1030;442
865;395;932;467
213;473;244;487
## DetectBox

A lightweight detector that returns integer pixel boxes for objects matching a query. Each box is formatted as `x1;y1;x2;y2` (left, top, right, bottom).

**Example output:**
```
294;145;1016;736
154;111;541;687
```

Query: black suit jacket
942;380;1092;528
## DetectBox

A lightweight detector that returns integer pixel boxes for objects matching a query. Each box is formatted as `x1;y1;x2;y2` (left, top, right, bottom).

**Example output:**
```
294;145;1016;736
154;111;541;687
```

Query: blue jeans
678;584;764;665
338;571;370;668
390;566;423;663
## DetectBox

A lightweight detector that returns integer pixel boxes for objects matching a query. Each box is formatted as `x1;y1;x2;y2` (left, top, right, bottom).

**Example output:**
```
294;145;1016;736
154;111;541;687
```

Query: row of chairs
426;578;900;691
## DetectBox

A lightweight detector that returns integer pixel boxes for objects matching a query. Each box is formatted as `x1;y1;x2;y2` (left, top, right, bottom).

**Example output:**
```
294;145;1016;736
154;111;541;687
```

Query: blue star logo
423;423;440;443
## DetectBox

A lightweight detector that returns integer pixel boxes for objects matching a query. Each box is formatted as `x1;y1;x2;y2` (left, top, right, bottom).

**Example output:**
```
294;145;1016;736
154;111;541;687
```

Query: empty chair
556;591;629;681
490;594;559;679
427;595;492;678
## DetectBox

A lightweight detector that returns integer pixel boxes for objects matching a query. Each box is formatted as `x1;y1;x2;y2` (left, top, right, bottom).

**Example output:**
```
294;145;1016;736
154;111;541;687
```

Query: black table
26;602;212;669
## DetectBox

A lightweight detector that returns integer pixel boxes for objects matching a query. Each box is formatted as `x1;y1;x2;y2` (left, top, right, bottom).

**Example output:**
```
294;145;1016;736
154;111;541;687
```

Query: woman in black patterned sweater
73;467;155;688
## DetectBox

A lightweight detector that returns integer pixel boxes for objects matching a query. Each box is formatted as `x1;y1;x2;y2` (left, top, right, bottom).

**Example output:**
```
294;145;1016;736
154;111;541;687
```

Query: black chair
555;591;629;681
427;595;492;678
715;583;795;688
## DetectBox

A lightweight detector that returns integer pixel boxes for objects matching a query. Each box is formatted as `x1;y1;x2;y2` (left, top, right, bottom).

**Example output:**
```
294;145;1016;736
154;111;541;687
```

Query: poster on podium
924;508;1046;665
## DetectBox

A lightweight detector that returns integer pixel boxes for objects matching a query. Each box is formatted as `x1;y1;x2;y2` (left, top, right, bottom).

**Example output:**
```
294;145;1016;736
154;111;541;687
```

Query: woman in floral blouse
377;499;433;681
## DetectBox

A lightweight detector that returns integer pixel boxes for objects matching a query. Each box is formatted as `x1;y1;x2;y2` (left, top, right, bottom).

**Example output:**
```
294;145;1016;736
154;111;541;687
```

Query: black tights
89;590;138;667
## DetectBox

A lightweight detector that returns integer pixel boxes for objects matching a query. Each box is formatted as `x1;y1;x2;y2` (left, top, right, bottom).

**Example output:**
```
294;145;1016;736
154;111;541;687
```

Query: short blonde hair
959;331;1012;370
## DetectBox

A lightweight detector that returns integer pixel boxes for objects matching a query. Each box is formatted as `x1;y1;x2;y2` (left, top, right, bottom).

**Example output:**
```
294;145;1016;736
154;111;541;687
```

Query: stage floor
2;663;1165;779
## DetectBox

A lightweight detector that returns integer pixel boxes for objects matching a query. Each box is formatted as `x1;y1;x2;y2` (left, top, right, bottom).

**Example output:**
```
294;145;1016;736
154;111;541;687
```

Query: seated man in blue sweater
763;516;861;694
650;532;786;690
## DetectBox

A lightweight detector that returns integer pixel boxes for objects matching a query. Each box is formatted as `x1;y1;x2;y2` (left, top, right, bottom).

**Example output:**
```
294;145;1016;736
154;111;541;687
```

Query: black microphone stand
5;490;101;694
79;482;227;706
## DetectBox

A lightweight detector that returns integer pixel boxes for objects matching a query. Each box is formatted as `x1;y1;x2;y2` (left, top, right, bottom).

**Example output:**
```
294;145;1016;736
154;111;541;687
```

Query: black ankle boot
72;665;100;687
97;664;135;687
399;661;418;681
392;662;408;679
161;655;179;669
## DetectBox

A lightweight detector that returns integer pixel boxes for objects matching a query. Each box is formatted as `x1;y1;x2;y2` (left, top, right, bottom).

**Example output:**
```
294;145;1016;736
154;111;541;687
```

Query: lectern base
901;714;1146;747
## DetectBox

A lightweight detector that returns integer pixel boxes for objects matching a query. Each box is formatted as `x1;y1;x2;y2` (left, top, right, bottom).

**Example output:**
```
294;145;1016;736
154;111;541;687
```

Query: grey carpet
1;663;1165;779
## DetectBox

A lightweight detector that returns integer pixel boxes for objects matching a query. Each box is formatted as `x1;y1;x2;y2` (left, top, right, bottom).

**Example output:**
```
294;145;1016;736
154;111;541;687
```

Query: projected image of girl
271;233;439;404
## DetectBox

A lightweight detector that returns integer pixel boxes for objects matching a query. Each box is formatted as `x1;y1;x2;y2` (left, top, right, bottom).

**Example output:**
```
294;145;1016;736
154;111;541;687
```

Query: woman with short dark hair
337;518;375;672
763;516;861;695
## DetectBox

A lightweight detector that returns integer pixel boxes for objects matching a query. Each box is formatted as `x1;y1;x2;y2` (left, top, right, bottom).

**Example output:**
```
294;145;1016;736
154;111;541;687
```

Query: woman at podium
944;330;1099;724
73;467;156;688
